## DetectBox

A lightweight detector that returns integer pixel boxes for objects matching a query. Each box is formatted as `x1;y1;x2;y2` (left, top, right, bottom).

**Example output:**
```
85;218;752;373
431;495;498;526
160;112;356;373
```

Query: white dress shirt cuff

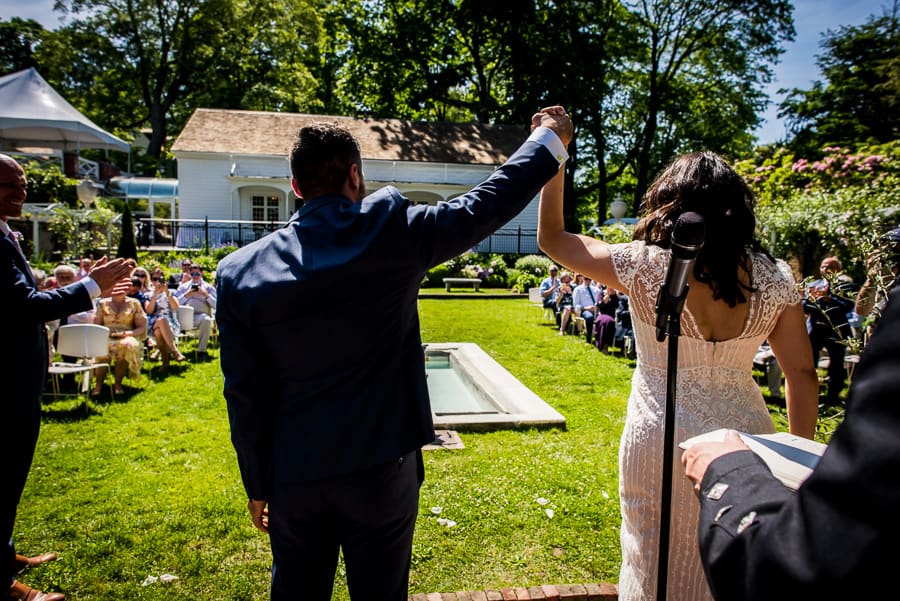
528;126;569;166
81;276;101;298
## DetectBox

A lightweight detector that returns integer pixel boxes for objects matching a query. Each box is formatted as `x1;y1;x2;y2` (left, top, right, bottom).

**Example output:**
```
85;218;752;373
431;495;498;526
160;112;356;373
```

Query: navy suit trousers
268;451;422;601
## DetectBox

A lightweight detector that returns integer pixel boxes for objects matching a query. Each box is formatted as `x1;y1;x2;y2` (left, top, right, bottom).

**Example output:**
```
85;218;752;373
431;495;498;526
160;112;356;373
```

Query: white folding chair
176;304;199;357
177;304;195;331
528;287;555;323
48;324;110;398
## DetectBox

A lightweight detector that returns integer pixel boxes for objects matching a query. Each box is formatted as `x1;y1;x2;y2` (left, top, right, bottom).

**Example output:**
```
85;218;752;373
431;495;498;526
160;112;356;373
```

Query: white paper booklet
679;429;827;490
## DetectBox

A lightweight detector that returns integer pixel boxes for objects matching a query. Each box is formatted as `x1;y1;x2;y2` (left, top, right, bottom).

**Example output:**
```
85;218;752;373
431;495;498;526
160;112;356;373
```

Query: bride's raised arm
535;118;626;293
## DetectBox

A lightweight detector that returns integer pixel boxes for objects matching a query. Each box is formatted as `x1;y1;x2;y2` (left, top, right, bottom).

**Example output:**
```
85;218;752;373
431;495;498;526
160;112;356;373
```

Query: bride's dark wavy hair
633;151;773;307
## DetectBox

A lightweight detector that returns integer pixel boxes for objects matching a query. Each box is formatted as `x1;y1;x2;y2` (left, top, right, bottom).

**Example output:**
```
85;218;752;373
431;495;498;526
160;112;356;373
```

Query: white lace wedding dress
610;241;800;601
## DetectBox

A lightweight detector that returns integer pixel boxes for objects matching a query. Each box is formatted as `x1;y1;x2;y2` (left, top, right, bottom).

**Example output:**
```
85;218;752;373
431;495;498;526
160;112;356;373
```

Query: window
251;195;279;221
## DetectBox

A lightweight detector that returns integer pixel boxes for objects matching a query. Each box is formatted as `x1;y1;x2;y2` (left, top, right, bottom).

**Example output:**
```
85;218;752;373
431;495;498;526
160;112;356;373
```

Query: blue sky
1;0;889;144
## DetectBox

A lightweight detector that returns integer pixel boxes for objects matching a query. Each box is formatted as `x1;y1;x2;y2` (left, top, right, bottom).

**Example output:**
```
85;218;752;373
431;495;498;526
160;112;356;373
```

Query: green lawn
21;297;832;599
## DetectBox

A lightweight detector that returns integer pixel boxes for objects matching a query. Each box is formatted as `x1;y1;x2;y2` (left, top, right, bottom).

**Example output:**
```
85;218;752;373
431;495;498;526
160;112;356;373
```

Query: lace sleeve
610;240;649;292
776;260;802;304
611;241;670;323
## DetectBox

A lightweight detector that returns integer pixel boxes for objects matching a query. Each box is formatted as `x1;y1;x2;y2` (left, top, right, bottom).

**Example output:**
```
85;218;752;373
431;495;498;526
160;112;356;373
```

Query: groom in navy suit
217;109;573;600
0;154;132;601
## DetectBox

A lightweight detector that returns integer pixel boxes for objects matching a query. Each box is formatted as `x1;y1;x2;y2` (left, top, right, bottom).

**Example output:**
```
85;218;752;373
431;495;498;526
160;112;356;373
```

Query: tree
616;0;794;211
779;0;900;153
41;0;324;166
117;203;138;260
46;0;238;160
327;0;792;227
191;0;323;115
0;18;47;74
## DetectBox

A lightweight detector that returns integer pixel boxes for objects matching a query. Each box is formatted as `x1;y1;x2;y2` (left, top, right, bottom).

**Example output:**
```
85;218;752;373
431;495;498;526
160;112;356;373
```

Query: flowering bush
731;141;900;278
734;141;900;204
424;253;511;288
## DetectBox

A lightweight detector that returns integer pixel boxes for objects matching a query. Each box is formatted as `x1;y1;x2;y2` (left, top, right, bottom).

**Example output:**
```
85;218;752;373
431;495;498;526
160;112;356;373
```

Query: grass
21;298;835;599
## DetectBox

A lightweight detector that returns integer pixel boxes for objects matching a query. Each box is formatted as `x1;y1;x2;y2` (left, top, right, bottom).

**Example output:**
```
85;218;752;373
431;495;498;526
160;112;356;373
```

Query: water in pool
425;351;501;415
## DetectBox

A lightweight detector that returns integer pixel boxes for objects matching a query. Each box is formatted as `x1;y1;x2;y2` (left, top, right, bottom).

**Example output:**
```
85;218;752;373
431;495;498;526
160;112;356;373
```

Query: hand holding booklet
679;429;827;490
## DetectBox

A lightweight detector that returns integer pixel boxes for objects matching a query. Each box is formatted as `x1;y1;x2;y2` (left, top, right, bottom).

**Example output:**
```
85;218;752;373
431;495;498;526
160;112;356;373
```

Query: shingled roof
171;108;527;165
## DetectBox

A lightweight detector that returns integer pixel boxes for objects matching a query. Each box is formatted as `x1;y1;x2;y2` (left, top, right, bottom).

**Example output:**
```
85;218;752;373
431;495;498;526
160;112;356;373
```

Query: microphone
655;212;706;342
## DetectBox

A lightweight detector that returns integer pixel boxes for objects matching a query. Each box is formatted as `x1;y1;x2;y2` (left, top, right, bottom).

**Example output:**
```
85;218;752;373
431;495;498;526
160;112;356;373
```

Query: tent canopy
0;68;130;153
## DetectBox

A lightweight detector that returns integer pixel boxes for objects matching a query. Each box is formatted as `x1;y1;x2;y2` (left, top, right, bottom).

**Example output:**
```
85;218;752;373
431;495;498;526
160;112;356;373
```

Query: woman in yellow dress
92;282;147;395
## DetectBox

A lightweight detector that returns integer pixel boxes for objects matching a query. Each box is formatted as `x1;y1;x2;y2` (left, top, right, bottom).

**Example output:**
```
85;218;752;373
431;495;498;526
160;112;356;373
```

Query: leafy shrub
514;254;555;277
23;160;79;207
212;245;239;262
44;202;119;261
509;269;541;293
598;223;635;244
423;262;452;287
756;185;900;279
427;252;511;288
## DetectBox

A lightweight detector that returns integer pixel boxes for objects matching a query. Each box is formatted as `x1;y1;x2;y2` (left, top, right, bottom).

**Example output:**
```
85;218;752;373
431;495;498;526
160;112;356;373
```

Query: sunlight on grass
20;297;817;599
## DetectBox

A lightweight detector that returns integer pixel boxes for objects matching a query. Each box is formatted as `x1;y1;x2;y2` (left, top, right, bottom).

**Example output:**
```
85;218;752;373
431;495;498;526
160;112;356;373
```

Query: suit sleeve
697;287;900;600
216;268;274;500
1;246;93;321
406;131;563;269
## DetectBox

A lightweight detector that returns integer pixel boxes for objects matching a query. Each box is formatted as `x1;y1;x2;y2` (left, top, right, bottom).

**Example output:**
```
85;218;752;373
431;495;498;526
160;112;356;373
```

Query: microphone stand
655;281;688;601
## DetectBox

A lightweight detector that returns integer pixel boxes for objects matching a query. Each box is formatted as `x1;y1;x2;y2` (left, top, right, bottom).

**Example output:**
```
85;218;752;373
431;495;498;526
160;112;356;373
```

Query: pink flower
792;159;809;173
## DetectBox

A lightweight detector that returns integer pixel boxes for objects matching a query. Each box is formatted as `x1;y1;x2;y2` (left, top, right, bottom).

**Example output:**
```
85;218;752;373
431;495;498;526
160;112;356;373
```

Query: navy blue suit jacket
217;136;560;500
1;234;93;412
1;230;95;572
696;285;900;600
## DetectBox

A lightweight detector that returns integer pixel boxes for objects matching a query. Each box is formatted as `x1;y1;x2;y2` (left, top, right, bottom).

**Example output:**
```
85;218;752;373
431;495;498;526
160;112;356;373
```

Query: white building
170;108;540;252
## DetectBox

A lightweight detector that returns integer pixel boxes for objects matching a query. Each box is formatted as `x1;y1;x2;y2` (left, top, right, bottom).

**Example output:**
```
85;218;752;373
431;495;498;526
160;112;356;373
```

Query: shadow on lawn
41;397;102;422
40;360;192;422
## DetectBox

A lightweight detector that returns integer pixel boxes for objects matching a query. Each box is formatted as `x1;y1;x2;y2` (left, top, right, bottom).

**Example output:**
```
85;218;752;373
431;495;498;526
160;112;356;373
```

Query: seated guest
175;263;217;359
556;271;575;335
168;257;193;289
572;275;601;344
127;276;149;311
30;268;47;290
55;264;96;324
75;256;92;280
146;267;186;370
592;286;620;353
131;266;153;296
92;282;147;395
614;293;636;358
539;264;561;306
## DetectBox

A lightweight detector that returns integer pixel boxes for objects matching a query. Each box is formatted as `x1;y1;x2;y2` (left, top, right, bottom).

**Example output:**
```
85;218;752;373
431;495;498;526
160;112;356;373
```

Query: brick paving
408;582;618;600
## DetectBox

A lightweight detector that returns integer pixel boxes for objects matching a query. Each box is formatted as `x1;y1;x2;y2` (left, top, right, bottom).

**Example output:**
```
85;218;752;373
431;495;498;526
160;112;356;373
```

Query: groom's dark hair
290;122;362;201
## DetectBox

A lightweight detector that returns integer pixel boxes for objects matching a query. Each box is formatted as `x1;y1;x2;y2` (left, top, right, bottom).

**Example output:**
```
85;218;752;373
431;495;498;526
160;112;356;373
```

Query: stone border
425;342;566;431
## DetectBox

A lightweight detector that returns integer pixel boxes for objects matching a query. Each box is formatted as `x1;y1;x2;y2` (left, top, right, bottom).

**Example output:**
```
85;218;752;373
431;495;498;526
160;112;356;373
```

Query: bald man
0;154;132;601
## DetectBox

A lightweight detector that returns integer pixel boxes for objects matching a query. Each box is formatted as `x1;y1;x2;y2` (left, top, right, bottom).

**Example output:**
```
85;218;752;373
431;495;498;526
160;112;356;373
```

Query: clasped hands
532;105;574;146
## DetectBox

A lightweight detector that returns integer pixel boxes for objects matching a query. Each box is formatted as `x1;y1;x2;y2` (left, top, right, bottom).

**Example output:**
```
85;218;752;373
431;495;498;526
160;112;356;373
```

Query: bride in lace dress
535;110;819;601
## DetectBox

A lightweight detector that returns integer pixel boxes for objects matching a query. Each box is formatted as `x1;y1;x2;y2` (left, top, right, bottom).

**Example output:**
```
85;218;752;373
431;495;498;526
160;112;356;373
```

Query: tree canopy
779;0;900;154
0;0;812;227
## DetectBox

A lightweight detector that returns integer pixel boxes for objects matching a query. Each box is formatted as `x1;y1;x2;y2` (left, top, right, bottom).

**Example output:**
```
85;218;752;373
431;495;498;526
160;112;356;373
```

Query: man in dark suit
0;154;132;601
217;109;573;600
682;284;900;600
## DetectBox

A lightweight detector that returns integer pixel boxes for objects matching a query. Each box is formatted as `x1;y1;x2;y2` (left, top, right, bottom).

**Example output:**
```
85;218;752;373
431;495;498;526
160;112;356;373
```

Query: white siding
363;160;492;187
176;157;233;220
175;152;540;252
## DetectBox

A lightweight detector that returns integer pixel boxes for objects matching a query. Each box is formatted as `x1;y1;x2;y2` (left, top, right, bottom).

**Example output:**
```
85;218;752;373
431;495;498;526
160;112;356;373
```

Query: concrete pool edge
424;342;567;432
